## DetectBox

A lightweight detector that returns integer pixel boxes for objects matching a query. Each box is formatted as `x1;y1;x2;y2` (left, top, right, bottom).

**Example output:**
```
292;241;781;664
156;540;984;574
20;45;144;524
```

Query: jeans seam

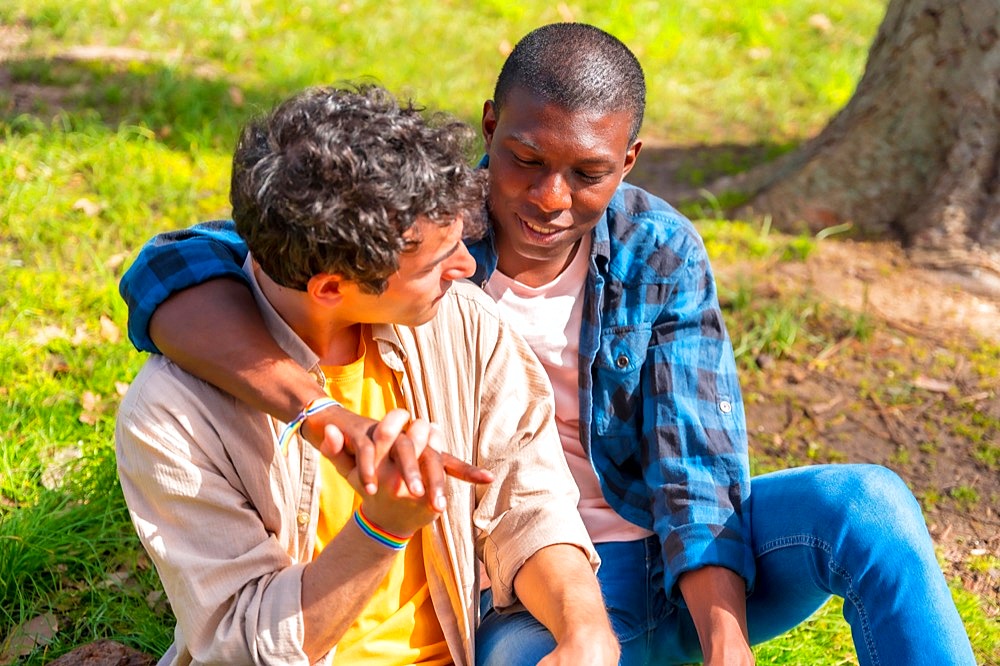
755;534;880;666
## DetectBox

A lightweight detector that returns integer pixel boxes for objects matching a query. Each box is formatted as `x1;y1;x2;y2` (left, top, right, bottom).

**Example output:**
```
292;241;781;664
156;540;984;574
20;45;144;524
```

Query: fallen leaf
41;445;83;490
43;353;70;375
100;315;121;342
72;197;102;217
105;252;129;271
0;613;58;665
228;86;244;107
79;391;104;425
116;381;131;396
808;13;833;33
32;325;67;345
14;164;29;181
71;325;91;345
913;376;954;393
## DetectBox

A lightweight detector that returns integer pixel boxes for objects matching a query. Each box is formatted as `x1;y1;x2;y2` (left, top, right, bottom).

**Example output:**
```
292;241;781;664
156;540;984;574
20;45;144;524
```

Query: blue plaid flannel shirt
119;182;754;600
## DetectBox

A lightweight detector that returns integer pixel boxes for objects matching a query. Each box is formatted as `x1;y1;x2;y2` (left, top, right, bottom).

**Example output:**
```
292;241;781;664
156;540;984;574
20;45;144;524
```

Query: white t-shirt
484;236;654;544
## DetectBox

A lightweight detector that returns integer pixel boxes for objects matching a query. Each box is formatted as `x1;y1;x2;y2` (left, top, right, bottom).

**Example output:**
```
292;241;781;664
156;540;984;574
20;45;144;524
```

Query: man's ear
307;273;346;307
482;100;498;151
621;140;642;180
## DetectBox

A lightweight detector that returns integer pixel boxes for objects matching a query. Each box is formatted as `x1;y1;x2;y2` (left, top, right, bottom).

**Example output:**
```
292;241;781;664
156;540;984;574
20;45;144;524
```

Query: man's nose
528;170;572;214
444;241;476;280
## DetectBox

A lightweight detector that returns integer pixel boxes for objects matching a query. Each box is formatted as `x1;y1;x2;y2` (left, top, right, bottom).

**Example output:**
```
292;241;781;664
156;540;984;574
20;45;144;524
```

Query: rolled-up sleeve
119;220;250;353
642;235;753;601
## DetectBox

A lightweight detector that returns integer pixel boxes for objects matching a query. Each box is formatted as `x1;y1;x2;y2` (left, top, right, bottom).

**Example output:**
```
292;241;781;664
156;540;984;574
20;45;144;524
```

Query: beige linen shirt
115;261;596;666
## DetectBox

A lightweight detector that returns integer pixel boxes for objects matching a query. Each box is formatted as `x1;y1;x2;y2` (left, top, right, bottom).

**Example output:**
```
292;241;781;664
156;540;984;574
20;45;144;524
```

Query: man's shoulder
609;182;697;236
117;355;237;426
604;183;707;275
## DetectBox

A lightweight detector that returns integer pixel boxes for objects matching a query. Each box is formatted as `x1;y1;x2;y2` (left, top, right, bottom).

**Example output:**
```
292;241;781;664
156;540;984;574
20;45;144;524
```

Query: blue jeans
476;464;975;666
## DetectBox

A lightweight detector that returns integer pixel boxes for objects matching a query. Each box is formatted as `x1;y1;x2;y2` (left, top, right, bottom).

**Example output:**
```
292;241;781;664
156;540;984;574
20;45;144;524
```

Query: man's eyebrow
507;132;617;166
425;241;460;269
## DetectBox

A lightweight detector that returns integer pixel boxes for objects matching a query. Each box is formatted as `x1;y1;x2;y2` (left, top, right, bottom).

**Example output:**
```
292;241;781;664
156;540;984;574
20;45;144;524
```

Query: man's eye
577;172;606;184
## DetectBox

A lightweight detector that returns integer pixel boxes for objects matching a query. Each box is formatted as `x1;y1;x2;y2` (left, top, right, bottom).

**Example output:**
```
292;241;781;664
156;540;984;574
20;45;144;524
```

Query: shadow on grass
625;140;797;216
0;55;291;153
1;52;794;206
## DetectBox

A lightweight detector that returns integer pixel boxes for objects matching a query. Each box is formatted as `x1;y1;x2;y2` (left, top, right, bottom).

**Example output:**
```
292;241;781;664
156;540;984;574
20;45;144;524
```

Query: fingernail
412;480;425;496
365;483;377;495
434;493;446;511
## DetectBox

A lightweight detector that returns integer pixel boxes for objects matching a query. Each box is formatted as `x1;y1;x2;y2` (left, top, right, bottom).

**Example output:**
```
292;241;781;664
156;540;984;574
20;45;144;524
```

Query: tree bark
717;0;1000;293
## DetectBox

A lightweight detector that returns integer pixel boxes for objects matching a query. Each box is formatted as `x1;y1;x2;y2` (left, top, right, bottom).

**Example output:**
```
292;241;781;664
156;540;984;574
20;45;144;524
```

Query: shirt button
296;512;309;526
719;400;732;414
615;354;629;369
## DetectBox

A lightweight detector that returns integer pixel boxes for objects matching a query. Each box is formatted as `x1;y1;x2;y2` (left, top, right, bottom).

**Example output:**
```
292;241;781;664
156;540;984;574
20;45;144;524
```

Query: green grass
6;1;998;664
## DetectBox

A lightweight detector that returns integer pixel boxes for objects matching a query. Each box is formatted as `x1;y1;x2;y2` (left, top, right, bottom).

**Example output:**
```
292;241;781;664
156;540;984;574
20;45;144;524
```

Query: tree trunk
719;0;1000;293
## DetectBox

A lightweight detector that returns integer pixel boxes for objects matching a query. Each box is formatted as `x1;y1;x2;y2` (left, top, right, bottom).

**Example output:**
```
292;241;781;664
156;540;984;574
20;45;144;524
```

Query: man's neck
254;262;361;366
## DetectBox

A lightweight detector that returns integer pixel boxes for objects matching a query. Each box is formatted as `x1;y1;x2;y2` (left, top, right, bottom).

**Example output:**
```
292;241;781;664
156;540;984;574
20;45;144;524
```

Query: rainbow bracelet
278;397;342;454
353;507;410;551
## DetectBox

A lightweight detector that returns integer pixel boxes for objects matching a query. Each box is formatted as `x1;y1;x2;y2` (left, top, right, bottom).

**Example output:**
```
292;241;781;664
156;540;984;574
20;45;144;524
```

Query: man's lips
518;215;563;236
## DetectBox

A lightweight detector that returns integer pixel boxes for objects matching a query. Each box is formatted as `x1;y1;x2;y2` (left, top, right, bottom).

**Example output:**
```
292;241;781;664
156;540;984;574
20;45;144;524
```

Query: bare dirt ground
734;242;999;611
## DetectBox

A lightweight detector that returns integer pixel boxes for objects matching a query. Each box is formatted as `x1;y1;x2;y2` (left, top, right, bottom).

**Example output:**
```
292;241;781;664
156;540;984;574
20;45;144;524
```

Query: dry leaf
79;391;104;425
105;252;129;271
100;315;121;342
116;381;131;396
14;164;29;181
32;325;67;345
497;39;513;56
556;2;574;22
43;353;70;375
71;325;91;345
0;613;58;665
808;13;833;33
229;86;245;107
41;445;83;490
72;197;102;217
913;376;954;393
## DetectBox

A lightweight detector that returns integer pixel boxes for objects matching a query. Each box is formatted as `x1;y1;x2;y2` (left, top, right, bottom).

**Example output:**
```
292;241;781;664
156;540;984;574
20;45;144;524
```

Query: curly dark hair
494;23;646;144
230;84;487;293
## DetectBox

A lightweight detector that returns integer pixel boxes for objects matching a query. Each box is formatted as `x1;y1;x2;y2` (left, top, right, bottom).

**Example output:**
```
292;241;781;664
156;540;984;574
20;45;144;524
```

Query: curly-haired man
116;84;618;666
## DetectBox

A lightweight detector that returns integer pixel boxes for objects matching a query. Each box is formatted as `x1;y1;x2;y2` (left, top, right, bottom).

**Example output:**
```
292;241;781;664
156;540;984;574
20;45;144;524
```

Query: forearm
678;565;752;665
299;518;400;661
150;278;322;421
513;544;619;662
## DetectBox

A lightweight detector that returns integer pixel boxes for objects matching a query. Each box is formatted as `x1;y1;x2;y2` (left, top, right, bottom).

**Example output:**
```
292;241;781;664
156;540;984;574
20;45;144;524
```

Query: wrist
280;396;341;452
353;506;413;550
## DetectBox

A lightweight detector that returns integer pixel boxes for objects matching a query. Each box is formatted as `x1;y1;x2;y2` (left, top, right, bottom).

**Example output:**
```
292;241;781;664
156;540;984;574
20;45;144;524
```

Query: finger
361;409;411;495
316;423;345;459
441;452;494;484
318;424;357;480
419;447;447;513
394;420;433;497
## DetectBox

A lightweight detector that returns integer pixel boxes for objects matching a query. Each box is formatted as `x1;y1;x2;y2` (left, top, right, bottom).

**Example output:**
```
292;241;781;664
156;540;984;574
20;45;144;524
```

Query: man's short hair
230;84;487;293
493;23;646;144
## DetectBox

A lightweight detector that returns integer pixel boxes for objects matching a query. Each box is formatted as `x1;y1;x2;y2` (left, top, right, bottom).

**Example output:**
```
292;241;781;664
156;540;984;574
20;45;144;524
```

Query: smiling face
482;86;641;286
335;216;476;328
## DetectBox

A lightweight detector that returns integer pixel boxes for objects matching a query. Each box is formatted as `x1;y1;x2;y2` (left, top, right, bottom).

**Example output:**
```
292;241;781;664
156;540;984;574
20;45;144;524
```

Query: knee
818;464;927;541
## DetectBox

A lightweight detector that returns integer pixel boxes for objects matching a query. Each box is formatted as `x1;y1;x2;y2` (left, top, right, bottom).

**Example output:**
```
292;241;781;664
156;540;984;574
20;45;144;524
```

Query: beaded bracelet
353;506;410;551
278;396;342;454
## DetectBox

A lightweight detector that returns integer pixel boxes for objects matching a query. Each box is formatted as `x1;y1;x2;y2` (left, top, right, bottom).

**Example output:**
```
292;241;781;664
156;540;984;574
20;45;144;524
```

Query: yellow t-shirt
315;325;450;666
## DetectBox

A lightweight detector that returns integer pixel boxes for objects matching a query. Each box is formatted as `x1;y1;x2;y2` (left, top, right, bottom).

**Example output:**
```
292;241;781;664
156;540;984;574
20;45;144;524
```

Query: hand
301;405;492;513
538;629;619;665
